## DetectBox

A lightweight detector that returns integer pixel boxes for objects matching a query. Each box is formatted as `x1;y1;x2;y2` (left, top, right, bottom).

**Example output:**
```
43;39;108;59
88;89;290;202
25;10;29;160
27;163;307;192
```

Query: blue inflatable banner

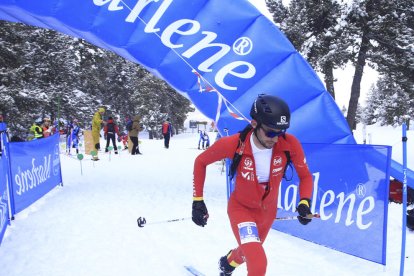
8;134;62;214
0;0;354;144
275;143;391;265
0;131;11;246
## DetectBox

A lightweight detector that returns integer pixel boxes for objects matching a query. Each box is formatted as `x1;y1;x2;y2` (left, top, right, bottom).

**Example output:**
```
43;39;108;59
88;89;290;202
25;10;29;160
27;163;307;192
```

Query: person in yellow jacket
29;119;44;140
91;107;106;160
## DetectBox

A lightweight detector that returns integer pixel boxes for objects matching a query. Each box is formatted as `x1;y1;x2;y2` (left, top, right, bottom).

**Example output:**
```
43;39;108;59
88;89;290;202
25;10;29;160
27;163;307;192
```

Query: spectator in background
91;107;106;161
104;116;120;154
162;118;173;149
29;118;44;140
119;132;129;150
198;130;204;150
202;131;210;149
0;112;6;155
42;117;55;138
129;115;143;155
197;130;210;150
66;119;81;155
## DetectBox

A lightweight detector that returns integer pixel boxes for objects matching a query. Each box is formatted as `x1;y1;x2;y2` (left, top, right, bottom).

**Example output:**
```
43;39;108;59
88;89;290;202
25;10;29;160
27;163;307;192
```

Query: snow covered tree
0;22;193;138
269;0;350;99
367;0;413;99
362;84;380;125
363;75;413;128
344;0;413;130
266;0;413;131
132;73;194;137
265;0;289;25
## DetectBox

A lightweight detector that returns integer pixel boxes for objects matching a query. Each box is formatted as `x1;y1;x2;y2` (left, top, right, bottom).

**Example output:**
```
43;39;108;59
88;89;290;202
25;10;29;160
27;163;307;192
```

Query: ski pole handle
275;213;320;221
137;216;192;228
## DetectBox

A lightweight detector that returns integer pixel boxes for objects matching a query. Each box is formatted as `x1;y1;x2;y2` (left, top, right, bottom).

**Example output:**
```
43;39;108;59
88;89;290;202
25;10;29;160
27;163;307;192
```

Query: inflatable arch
0;0;353;143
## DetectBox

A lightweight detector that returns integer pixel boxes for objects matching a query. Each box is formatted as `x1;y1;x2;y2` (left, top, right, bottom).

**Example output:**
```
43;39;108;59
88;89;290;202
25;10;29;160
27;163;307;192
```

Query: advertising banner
274;143;391;264
8;134;62;214
0;132;10;246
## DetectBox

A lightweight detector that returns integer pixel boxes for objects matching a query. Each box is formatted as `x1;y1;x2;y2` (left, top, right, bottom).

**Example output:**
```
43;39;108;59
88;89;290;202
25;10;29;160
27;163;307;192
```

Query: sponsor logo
278;172;376;230
276;116;289;126
272;167;283;174
14;156;52;196
273;156;282;166
93;0;257;91
241;171;254;181
244;157;253;168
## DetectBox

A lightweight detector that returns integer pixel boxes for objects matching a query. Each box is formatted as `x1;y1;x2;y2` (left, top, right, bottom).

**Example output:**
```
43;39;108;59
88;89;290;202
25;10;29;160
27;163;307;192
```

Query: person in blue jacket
198;130;204;149
67;119;81;154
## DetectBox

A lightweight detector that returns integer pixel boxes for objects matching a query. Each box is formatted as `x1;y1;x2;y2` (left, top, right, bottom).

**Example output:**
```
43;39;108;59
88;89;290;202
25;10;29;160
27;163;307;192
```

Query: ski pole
137;213;320;228
275;213;320;221
137;216;191;228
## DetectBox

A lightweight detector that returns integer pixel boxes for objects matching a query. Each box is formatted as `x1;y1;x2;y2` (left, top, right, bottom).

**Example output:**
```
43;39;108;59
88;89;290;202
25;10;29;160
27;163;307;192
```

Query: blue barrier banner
8;134;62;214
275;143;391;265
0;131;10;245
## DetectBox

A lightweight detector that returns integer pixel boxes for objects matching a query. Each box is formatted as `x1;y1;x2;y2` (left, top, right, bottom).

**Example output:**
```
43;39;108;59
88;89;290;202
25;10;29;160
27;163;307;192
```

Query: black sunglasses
261;126;286;138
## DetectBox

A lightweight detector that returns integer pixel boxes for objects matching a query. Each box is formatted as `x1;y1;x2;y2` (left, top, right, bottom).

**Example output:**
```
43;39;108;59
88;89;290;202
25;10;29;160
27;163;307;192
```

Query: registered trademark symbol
355;183;366;198
233;37;253;56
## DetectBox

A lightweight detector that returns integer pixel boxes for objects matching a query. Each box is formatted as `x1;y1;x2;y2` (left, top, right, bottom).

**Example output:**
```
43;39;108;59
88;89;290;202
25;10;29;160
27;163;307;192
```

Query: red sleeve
193;135;239;198
287;135;313;200
115;125;120;135
104;125;107;134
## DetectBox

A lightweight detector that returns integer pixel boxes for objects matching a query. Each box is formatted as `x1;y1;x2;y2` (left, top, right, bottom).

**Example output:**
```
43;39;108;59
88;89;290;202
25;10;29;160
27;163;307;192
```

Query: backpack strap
283;150;292;180
229;125;252;179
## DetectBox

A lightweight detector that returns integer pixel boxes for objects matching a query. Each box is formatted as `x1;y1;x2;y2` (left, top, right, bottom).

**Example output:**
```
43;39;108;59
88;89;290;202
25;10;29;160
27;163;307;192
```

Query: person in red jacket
104;117;120;154
192;94;314;276
162;118;173;149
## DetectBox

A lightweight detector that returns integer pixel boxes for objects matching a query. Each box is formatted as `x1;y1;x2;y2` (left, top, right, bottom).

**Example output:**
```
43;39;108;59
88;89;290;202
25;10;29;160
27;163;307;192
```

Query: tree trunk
323;62;335;99
347;33;370;130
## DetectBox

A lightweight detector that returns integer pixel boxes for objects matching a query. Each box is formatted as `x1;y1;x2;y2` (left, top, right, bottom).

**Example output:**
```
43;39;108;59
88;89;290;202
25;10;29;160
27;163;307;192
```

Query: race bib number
238;222;260;244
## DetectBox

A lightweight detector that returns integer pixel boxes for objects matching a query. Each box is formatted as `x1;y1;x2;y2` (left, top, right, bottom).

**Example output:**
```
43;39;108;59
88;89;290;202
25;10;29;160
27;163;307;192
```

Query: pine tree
265;0;289;25
271;0;350;99
363;75;413;127
345;0;413;130
266;0;413;130
0;21;194;138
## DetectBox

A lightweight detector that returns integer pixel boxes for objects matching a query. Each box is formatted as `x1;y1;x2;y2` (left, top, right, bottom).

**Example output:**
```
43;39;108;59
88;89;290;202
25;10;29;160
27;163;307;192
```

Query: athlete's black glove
192;200;209;227
296;198;312;225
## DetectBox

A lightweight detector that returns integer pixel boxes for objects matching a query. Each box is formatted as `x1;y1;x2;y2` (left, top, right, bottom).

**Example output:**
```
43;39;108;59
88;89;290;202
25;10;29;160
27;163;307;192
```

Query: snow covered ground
0;125;413;276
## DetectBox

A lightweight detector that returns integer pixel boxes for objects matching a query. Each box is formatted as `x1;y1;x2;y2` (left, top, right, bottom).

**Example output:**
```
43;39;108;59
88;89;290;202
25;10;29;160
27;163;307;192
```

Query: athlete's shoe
218;255;235;276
